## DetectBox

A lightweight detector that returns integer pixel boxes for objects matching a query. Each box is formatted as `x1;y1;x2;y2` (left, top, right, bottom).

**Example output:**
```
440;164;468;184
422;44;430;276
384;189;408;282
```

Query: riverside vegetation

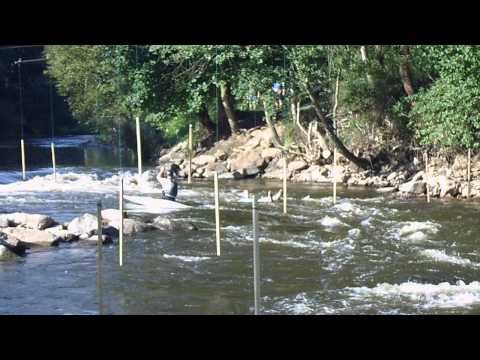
42;45;480;200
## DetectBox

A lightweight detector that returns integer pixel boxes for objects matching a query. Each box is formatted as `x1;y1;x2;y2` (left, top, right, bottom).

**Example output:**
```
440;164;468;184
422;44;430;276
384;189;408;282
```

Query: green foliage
41;44;480;155
410;46;480;149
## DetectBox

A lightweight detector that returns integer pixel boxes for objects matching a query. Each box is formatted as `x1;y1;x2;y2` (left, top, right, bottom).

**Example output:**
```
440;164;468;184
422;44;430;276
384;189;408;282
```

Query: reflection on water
0;135;137;171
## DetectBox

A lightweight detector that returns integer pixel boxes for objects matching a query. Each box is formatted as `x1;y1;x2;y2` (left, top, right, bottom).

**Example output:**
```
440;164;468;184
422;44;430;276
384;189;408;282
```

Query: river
1;135;480;315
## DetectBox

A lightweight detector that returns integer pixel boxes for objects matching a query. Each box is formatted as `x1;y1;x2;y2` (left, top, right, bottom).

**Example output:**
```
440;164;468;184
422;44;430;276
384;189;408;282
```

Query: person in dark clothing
159;164;180;201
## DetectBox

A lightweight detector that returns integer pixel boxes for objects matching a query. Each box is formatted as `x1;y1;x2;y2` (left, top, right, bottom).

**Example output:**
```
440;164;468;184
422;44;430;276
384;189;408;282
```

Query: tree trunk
198;104;216;134
399;45;415;97
220;83;239;135
305;85;371;170
263;103;283;148
360;46;373;85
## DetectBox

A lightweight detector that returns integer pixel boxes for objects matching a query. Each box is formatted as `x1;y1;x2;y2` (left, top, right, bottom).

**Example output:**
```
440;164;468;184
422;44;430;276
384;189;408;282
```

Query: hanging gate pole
467;148;471;199
20;139;26;181
283;154;288;214
119;176;124;266
188;124;193;184
252;195;261;315
214;171;221;256
136;117;143;179
424;151;431;203
96;200;103;314
51;142;57;181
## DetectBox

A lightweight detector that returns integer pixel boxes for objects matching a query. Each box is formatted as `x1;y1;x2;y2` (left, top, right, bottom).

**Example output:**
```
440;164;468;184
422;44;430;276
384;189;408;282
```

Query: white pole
425;151;431;203
51;142;57;181
188;124;193;184
119;176;124;266
96;200;103;315
21;139;26;181
332;73;340;206
136;117;143;178
283;155;287;214
333;148;337;205
252;195;261;315
214;171;221;256
467;148;471;198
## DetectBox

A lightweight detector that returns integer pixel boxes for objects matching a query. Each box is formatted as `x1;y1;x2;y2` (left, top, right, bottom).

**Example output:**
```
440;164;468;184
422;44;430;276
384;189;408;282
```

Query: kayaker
158;164;180;201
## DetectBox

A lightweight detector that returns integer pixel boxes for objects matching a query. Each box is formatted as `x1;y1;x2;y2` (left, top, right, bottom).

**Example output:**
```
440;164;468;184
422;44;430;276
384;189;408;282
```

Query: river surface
1;136;480;315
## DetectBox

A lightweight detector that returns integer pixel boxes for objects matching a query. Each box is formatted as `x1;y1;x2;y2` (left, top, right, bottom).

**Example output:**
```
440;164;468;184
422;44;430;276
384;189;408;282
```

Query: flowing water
1;136;480;315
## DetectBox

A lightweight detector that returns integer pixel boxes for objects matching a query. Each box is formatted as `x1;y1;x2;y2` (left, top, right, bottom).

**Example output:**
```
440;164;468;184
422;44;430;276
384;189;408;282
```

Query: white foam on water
163;254;210;262
420;249;480;268
347;280;480;310
360;217;372;227
386;221;440;243
399;221;440;237
318;216;346;228
348;228;361;238
302;196;332;205
334;200;366;216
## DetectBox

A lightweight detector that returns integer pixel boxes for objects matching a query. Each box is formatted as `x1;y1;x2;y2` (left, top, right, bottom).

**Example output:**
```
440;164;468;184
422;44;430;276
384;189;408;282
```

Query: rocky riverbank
157;125;480;200
0;211;197;260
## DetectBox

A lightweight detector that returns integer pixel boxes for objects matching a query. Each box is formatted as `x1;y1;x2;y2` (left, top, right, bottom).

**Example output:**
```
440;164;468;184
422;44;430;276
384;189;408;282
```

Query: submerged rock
152;217;198;231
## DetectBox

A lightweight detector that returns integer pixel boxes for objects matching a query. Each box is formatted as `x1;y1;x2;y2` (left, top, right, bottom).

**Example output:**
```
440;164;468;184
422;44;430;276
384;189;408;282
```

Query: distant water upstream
1;136;480;315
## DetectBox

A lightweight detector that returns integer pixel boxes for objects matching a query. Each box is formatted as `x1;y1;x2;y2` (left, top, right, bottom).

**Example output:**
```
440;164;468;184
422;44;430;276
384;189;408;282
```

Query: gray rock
0;232;27;258
192;154;216;166
244;167;260;178
232;170;246;180
0;227;62;247
44;226;79;243
67;214;98;237
230;150;266;172
399;180;426;194
376;187;398;194
86;234;113;245
1;213;56;230
288;160;308;173
109;218;156;236
152;217;198;231
218;172;235;180
0;215;10;228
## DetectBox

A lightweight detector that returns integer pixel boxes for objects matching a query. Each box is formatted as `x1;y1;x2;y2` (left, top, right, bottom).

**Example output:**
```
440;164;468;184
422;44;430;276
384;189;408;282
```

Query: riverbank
156;125;480;201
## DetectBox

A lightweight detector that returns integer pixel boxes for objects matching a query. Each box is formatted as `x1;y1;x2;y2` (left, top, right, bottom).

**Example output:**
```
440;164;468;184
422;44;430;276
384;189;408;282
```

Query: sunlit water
1;136;480;315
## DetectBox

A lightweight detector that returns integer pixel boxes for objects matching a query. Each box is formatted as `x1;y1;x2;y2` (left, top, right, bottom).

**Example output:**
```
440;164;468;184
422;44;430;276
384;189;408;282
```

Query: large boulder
0;216;10;228
214;149;228;161
262;168;284;180
44;225;79;243
0;213;56;230
0;233;27;258
67;214;98;237
261;147;282;161
101;209;125;224
399;180;426;195
437;175;459;197
288;160;308;173
192;154;216;167
230;150;266;173
108;218;156;236
0;227;62;247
